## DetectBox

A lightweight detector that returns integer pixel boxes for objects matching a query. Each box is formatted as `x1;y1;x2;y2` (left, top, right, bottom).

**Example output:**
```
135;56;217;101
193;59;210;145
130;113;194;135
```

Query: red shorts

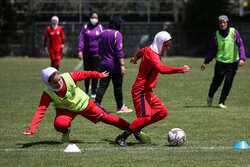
132;90;166;118
50;50;62;66
55;99;110;124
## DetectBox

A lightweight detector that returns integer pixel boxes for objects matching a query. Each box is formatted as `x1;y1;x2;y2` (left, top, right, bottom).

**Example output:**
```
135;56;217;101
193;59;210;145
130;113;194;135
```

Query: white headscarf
150;31;172;54
51;16;59;29
41;67;62;92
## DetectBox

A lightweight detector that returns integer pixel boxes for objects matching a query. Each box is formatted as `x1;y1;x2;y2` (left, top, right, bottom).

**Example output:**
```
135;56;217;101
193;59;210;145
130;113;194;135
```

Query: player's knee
161;109;168;118
54;118;70;133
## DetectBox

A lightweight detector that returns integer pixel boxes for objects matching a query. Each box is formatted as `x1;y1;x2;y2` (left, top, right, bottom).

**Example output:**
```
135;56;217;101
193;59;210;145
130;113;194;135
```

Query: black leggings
95;73;123;109
208;61;238;104
83;57;100;94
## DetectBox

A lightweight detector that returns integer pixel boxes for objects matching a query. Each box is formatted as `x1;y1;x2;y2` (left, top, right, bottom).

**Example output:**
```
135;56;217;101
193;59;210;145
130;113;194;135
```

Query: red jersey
44;25;65;52
27;71;104;133
132;46;184;92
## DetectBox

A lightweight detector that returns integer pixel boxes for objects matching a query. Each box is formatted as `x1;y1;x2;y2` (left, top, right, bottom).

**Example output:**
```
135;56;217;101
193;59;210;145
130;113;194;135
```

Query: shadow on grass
17;140;84;148
103;139;158;147
184;106;218;108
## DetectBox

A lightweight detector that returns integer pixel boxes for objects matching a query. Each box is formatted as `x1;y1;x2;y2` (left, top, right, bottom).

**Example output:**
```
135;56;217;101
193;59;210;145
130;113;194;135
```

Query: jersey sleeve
136;46;150;59
78;25;86;53
114;31;124;59
235;29;246;61
69;71;105;82
44;26;50;39
147;51;184;74
60;26;65;40
26;92;51;133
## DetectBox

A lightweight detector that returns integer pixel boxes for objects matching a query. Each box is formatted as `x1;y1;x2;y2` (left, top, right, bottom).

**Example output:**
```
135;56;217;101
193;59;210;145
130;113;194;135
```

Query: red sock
129;117;151;132
100;114;130;130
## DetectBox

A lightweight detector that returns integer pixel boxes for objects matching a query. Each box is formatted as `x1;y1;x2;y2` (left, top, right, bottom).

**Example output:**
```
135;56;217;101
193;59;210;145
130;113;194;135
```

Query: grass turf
0;57;249;167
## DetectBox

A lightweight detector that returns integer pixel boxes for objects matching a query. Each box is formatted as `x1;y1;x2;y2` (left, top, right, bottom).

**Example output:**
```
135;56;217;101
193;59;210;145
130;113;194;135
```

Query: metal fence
3;21;250;58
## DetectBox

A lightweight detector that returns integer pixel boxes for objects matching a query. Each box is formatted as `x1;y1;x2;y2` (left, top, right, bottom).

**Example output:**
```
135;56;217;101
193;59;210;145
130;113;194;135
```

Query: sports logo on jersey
96;31;99;35
50;32;55;35
57;31;60;35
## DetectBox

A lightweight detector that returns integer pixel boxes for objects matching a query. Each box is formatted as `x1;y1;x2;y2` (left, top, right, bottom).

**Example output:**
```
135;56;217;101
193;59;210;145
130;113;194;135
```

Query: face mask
90;18;98;26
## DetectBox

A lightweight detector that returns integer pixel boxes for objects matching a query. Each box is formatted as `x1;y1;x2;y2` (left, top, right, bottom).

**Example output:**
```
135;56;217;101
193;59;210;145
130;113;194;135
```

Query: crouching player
115;31;190;147
23;67;140;143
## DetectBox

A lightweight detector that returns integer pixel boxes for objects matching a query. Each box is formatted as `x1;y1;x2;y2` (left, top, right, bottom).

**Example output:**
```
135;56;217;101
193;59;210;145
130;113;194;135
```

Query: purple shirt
204;27;246;64
78;23;104;57
99;29;124;73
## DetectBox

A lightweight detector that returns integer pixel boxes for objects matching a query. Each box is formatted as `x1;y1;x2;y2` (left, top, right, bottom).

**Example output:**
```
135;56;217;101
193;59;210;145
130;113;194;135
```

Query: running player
115;31;190;147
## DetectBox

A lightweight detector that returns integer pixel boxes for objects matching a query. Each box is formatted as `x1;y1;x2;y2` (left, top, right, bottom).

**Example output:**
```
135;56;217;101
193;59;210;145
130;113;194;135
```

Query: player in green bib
201;15;246;108
23;67;145;144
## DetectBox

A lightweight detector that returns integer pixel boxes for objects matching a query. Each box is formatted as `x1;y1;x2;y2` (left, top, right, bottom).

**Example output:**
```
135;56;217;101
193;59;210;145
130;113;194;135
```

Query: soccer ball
167;128;186;146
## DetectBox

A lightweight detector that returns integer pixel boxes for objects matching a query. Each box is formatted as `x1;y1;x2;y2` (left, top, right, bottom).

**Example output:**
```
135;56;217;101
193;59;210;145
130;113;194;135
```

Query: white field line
0;146;234;152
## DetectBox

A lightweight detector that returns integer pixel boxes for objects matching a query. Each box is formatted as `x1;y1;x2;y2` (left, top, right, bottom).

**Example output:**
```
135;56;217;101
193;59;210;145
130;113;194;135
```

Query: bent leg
81;100;130;130
54;108;76;133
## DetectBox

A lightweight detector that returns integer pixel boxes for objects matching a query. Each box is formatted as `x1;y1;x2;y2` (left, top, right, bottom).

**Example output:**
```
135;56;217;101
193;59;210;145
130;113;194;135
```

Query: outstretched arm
70;71;108;82
130;46;150;64
23;92;51;135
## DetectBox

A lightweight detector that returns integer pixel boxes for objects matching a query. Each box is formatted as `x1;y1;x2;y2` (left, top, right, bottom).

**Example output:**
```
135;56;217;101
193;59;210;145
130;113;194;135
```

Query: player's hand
61;44;65;49
78;52;83;60
22;132;33;135
102;71;109;77
44;47;48;52
121;66;126;76
238;59;245;66
200;64;206;71
130;57;138;64
183;65;189;72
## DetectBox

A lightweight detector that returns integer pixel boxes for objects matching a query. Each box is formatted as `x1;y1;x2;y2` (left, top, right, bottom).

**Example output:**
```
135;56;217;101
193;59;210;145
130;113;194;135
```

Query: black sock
121;127;133;139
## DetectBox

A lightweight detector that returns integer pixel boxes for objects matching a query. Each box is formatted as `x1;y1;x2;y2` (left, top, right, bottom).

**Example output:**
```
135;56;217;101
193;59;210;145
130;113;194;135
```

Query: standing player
22;67;141;143
201;15;246;109
115;31;190;147
44;16;65;70
95;14;132;113
78;12;104;98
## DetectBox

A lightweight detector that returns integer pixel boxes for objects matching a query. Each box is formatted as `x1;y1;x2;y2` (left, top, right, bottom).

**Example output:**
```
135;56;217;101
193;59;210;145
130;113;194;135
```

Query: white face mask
90;18;98;26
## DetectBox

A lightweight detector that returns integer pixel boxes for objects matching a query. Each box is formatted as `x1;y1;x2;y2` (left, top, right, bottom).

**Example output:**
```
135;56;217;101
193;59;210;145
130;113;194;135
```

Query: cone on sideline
64;144;81;152
233;140;250;149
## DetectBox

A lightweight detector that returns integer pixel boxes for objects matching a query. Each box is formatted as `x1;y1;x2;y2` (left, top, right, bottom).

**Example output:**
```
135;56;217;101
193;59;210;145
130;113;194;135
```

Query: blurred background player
77;12;104;98
22;67;140;143
115;31;189;147
44;16;65;70
201;15;246;109
95;14;132;113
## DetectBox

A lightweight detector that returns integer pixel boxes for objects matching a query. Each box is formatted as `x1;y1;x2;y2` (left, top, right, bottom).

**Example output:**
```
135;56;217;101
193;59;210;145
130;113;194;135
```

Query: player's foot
115;135;128;147
134;131;151;144
139;131;151;144
61;129;70;143
91;94;96;98
218;103;227;109
117;105;133;113
207;97;213;107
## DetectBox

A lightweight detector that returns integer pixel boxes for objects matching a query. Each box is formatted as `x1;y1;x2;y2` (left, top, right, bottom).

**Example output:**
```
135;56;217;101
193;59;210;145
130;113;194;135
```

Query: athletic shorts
132;90;166;118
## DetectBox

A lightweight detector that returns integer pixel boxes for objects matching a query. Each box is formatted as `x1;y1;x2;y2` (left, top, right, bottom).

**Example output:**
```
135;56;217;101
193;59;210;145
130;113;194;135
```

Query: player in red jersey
115;31;190;147
22;67;143;143
44;16;65;70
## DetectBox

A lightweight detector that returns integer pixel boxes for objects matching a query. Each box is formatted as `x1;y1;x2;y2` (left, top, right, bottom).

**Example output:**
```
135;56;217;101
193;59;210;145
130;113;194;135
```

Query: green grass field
0;57;249;167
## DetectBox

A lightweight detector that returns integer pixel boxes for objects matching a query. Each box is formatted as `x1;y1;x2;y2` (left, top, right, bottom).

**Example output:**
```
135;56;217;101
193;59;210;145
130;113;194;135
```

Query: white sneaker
116;105;133;113
91;94;96;98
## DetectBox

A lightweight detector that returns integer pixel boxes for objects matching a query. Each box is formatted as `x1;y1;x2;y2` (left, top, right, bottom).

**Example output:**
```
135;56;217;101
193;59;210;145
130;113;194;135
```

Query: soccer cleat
115;135;128;147
218;103;227;109
134;131;151;144
91;94;96;98
116;104;133;113
61;129;70;143
207;97;213;107
139;131;151;144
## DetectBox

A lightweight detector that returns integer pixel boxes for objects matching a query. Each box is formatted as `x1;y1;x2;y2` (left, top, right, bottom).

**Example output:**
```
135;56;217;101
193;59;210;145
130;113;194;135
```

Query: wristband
120;64;125;66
